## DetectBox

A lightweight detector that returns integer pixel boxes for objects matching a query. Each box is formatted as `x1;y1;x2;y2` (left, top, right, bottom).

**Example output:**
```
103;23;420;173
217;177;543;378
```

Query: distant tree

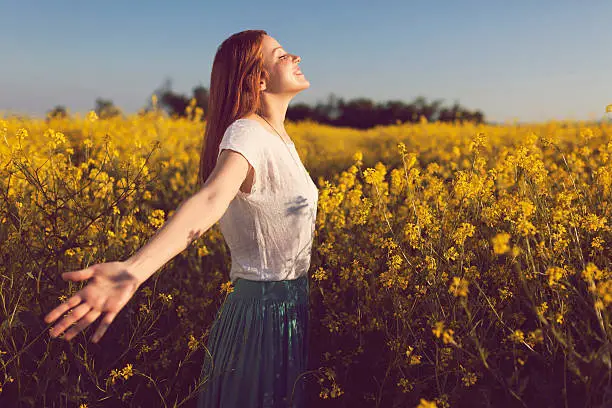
286;102;315;122
335;98;377;129
192;84;209;116
148;78;190;117
438;100;461;122
94;98;121;119
423;98;444;122
48;105;68;119
145;79;210;118
378;100;415;125
144;80;488;126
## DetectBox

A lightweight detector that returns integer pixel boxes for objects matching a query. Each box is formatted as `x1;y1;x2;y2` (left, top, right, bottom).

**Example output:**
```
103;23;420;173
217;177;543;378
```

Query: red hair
197;29;270;188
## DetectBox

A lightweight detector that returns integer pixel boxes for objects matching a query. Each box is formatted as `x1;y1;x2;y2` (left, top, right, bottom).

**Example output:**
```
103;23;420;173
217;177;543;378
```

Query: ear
260;80;266;92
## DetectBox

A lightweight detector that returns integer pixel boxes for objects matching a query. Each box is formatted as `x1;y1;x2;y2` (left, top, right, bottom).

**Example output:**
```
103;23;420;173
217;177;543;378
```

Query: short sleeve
217;121;263;192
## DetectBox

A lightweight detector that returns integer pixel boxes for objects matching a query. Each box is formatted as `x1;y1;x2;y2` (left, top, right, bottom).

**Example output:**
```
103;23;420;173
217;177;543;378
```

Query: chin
297;79;310;91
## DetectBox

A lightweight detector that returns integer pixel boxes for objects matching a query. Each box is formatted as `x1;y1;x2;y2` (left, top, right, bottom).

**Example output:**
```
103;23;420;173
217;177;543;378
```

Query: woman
43;29;317;407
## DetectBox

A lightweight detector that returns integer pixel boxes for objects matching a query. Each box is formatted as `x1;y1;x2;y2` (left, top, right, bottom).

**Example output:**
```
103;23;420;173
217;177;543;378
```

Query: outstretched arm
44;145;254;343
125;148;252;285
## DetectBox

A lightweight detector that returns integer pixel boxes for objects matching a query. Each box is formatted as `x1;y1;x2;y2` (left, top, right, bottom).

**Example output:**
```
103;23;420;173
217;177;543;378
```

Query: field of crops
0;110;610;407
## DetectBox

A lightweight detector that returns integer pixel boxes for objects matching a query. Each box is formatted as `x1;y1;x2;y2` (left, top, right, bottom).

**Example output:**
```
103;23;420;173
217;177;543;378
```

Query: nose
293;54;301;64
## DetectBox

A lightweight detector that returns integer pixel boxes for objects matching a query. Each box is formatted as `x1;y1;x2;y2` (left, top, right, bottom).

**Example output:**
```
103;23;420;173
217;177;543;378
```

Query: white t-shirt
216;118;319;283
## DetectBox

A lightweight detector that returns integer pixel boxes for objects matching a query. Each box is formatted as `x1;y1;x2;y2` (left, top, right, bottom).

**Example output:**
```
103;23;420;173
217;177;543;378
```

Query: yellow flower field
0;109;610;407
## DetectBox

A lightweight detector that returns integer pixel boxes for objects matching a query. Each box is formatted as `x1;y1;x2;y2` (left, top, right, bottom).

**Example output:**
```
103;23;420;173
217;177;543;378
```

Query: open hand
44;261;142;343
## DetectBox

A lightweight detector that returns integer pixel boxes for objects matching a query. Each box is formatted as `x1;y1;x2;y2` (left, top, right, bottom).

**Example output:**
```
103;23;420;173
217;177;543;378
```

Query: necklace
257;114;293;145
256;114;311;183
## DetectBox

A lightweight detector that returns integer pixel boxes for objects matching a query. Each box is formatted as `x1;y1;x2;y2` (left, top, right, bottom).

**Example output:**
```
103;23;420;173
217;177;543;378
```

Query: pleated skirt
196;274;310;408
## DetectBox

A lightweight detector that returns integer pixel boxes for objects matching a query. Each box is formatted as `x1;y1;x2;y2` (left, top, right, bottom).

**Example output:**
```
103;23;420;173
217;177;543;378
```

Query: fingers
91;312;118;344
61;267;95;282
44;294;83;324
48;302;91;338
63;309;102;341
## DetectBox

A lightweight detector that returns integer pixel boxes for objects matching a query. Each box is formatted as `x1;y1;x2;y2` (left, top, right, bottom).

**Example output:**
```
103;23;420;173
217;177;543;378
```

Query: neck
257;93;292;130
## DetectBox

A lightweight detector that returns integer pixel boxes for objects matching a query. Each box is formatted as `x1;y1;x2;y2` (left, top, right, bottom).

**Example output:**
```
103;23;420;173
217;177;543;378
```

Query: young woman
43;29;317;407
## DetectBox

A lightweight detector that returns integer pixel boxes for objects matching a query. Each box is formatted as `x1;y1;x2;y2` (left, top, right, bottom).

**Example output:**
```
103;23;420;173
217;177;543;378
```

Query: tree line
48;78;486;127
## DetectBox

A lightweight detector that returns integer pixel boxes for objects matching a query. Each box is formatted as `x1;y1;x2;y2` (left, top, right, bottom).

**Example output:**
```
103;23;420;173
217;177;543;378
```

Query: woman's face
260;35;310;95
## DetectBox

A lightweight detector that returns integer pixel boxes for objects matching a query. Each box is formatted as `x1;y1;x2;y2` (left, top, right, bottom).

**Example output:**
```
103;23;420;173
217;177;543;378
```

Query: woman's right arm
44;149;254;343
124;148;252;285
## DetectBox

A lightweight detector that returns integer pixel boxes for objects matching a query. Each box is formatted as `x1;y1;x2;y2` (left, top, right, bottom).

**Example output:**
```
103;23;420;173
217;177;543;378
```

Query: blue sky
1;0;611;123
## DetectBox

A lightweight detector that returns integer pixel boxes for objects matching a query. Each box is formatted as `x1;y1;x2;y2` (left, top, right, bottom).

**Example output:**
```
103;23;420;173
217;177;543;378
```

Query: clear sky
1;0;611;123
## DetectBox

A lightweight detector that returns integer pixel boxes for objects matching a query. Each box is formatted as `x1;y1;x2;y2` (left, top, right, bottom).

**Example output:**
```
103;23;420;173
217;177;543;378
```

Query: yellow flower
596;280;612;306
138;303;150;315
363;165;386;185
432;321;445;338
449;276;469;297
582;262;603;282
469;132;487;152
452;222;475;246
197;245;210;257
442;329;455;344
508;329;524;344
591;237;604;251
312;267;329;282
397;377;414;393
109;363;134;384
87;111;98;122
492;232;511;254
158;293;173;304
121;363;133;380
546;266;566;287
579;128;594;141
516;218;537;237
220;281;234;295
462;371;478;387
583;213;607;232
606;104;612;113
444;246;459;262
417;398;437;408
16;128;29;142
148;209;166;229
536;301;548;318
176;304;187;318
527;329;544;347
187;334;199;351
404;153;417;170
397;142;407;156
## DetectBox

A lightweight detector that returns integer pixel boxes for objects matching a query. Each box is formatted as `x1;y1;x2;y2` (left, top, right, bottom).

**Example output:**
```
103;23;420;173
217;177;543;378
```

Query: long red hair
197;29;270;188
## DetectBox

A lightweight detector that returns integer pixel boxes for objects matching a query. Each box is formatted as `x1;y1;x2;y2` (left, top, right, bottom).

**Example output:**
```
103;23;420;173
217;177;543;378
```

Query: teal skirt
197;275;310;408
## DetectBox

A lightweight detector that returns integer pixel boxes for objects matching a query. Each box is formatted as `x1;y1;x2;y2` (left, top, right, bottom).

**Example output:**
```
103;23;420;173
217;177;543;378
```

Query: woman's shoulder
222;118;261;141
227;117;255;131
